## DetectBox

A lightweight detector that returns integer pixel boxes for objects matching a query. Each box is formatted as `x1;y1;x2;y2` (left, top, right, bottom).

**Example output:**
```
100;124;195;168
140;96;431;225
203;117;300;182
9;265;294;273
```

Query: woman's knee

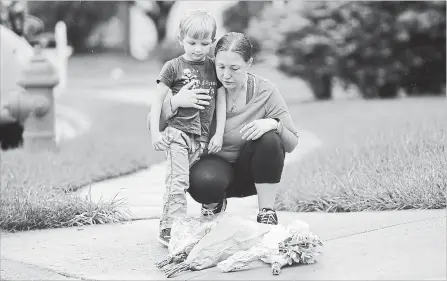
188;154;233;204
251;131;285;183
255;131;284;156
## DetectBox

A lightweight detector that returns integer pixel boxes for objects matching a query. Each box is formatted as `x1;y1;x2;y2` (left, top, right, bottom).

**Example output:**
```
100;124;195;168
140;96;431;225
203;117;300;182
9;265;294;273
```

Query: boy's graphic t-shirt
157;55;221;142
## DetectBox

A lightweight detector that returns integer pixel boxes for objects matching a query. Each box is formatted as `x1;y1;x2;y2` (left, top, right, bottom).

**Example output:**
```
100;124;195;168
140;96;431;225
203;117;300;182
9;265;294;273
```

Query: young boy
150;9;226;247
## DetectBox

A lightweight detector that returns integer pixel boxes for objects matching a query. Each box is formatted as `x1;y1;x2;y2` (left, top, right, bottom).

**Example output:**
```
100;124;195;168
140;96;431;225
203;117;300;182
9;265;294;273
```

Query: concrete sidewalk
1;210;445;280
2;151;446;280
2;156;446;280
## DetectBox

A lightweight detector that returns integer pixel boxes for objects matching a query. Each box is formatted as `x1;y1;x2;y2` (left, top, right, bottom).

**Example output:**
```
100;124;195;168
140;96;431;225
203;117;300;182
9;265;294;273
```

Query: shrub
28;1;119;52
222;1;269;57
324;1;445;98
247;2;338;100
396;2;446;95
248;1;446;100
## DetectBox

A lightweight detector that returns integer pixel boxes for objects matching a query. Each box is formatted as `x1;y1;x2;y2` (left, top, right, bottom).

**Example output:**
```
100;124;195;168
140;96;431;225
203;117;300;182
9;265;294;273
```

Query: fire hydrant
16;45;59;149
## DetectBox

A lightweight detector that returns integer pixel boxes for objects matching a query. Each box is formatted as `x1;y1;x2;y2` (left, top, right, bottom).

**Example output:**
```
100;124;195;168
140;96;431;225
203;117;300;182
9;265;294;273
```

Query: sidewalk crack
324;215;446;242
1;257;93;280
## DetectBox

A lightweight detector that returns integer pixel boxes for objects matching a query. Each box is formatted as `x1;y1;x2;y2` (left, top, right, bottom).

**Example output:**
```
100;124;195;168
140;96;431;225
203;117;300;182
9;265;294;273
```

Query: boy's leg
188;141;206;167
159;128;191;237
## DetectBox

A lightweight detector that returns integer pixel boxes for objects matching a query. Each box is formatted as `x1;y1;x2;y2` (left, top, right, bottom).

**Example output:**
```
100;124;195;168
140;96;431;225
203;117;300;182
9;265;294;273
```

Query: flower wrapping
157;213;323;277
162;213;272;278
155;216;217;269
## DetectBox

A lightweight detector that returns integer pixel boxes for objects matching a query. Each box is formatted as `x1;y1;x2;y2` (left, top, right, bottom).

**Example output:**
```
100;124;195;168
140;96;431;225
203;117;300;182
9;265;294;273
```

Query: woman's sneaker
257;208;278;225
158;228;171;247
201;198;227;217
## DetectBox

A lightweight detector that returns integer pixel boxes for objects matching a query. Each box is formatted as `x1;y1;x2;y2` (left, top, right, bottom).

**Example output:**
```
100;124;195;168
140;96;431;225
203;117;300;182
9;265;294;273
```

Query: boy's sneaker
158;228;171;247
201;198;227;217
257;208;278;225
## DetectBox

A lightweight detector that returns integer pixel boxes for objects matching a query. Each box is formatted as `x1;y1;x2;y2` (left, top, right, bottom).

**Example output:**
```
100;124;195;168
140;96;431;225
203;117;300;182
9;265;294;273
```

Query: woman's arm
145;91;175;132
264;88;299;153
272;118;299;153
150;82;171;134
214;87;226;137
241;118;298;153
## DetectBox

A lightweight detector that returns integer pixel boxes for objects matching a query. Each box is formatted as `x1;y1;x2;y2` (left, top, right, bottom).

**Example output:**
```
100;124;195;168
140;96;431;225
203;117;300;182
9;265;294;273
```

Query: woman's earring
248;58;253;69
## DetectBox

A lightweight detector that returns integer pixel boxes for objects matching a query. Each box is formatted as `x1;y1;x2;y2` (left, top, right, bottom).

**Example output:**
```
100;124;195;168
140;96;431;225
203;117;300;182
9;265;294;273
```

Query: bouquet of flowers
265;230;323;275
217;220;324;275
157;214;323;277
160;213;272;278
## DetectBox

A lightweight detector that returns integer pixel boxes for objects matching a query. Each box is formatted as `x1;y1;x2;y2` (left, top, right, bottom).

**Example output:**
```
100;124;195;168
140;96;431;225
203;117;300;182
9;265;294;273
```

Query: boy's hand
152;132;169;151
208;134;223;154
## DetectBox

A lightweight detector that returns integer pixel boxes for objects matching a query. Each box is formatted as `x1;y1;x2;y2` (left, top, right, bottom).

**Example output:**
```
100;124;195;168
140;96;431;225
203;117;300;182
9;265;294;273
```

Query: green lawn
0;96;164;231
1;54;445;232
276;97;446;212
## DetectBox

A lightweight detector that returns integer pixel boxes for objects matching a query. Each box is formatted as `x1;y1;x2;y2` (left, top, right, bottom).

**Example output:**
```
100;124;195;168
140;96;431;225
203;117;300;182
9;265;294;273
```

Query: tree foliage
247;2;338;99
246;1;446;99
222;1;270;57
222;1;269;33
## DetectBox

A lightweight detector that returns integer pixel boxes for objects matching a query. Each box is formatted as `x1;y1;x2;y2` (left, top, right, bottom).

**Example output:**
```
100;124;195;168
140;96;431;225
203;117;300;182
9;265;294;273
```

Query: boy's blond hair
178;9;217;40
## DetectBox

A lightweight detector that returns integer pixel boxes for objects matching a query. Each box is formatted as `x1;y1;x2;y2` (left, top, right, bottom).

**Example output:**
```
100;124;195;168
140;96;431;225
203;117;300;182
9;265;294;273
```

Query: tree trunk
145;1;174;43
310;74;332;100
378;82;399;99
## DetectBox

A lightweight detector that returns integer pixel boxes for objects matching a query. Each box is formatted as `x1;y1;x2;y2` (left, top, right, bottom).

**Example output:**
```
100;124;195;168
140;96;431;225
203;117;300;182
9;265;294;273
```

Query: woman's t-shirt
154;73;299;163
213;74;299;163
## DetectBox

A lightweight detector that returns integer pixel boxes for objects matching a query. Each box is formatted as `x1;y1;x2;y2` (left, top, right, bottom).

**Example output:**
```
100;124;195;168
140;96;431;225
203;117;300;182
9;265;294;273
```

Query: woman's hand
240;119;278;141
171;80;212;111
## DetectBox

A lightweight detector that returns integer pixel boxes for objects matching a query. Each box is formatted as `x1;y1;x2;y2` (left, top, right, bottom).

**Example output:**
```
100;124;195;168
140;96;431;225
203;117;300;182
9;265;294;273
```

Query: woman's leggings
188;131;285;205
